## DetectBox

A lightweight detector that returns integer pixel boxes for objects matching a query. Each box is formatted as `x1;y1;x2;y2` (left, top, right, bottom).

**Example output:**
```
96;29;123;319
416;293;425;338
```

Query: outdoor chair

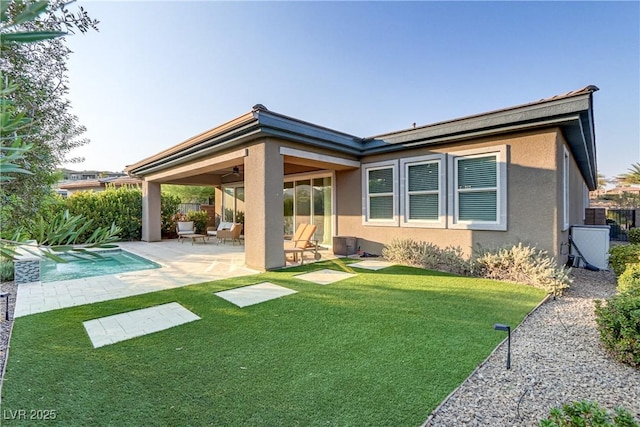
216;223;242;245
207;222;232;240
284;223;320;265
176;221;196;242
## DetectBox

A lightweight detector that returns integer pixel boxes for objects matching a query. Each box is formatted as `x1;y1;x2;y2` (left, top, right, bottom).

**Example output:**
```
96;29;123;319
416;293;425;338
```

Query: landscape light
0;292;8;321
493;323;511;369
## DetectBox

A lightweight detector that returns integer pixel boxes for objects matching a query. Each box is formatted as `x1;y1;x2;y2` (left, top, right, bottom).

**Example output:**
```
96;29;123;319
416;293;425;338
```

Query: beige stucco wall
244;140;285;270
335;128;581;260
557;132;590;260
142;181;162;242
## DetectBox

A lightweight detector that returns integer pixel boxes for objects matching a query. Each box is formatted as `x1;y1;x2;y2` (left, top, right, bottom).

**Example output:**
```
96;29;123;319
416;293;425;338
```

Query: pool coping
13;240;261;318
38;249;162;284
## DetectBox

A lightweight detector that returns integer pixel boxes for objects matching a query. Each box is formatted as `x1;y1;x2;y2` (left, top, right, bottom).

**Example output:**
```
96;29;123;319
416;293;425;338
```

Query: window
563;146;569;230
222;185;245;224
448;146;507;230
400;155;446;228
362;161;398;225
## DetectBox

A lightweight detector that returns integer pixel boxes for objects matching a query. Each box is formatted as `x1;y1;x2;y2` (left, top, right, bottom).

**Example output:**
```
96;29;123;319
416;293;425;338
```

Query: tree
1;1;119;262
597;173;608;191
162;184;214;204
616;163;640;186
0;0;99;232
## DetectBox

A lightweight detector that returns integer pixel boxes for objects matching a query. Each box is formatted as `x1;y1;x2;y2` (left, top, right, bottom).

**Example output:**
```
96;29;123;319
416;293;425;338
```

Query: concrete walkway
15;239;260;318
83;302;201;348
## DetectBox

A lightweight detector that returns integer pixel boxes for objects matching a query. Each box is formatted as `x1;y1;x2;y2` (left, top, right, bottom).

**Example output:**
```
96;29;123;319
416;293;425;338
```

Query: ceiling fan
221;166;241;178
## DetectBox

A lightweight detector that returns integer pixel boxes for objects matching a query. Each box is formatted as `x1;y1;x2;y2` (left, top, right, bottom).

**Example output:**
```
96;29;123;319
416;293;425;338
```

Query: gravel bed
425;268;640;426
1;270;638;424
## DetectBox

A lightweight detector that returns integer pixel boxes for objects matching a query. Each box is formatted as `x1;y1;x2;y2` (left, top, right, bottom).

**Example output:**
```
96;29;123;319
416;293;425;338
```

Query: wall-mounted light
493;323;511;369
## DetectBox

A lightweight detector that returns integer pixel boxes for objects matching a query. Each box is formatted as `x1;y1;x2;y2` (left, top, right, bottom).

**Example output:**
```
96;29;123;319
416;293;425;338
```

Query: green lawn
1;259;545;426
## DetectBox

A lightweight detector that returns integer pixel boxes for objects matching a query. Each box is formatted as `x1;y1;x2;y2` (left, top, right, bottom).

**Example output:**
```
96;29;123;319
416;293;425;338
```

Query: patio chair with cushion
284;223;320;265
176;221;196;243
207;222;232;240
217;223;242;245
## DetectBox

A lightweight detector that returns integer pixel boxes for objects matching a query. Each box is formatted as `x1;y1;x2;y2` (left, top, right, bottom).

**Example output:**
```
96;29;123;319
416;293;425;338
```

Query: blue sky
63;1;639;181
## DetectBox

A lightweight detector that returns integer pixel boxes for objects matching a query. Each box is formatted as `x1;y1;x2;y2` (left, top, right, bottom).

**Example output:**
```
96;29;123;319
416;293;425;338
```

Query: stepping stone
349;260;394;271
83;302;200;348
295;269;357;285
215;282;297;308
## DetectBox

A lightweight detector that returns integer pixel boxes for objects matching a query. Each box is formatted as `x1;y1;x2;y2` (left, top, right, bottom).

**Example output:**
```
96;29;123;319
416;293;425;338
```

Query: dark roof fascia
127;120;262;176
366;94;591;147
254;110;363;156
128;111;363;177
363;92;598;190
127;89;597;189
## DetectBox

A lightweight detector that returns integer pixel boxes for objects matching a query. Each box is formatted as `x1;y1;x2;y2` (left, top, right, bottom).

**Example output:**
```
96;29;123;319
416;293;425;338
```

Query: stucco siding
336;129;563;258
555;132;589;262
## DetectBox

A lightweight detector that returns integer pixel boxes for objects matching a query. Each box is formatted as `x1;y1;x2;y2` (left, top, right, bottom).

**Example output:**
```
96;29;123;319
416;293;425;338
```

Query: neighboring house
58;168;127;181
590;186;640;209
125;86;598;271
604;186;640;196
57;175;142;196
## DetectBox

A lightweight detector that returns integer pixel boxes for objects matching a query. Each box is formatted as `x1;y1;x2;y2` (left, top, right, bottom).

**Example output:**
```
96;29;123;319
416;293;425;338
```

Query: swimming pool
40;250;161;283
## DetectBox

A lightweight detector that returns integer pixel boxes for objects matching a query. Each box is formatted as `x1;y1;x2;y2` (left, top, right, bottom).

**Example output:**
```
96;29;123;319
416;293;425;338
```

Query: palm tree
597;173;608;190
616;163;640;186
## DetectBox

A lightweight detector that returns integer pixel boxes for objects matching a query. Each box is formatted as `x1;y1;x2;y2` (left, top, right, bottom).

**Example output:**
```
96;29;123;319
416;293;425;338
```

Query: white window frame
448;145;508;231
400;154;446;228
562;146;570;231
362;160;399;226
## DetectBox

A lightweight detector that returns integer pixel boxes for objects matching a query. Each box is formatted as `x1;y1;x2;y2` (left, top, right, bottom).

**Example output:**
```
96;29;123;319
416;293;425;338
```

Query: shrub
381;239;471;275
46;186;184;241
630;228;640;245
538;400;639;427
161;193;181;236
595;292;640;368
0;258;14;282
66;186;142;241
618;263;640;296
186;210;209;234
609;245;640;276
473;243;572;296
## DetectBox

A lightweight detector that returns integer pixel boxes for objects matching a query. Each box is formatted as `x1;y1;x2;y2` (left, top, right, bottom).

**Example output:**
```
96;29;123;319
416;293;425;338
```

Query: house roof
126;86;599;189
58;176;142;190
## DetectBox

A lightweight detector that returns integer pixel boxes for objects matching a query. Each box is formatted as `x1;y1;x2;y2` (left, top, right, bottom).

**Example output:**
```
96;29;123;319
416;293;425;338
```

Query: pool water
40;250;161;283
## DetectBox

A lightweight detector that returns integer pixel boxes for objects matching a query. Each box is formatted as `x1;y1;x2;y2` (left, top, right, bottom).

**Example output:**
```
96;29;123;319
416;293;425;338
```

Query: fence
177;203;201;215
177;203;216;227
607;209;637;241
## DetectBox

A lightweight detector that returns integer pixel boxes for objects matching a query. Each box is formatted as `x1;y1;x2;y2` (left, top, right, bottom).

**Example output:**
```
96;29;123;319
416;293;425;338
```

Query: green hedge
630;228;640;245
595;293;640;369
67;186;142;241
57;186;182;241
185;210;209;234
609;245;640;276
161;194;181;235
618;264;640;296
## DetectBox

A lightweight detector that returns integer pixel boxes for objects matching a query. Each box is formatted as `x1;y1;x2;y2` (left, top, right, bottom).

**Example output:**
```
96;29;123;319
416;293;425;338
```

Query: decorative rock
424;269;640;425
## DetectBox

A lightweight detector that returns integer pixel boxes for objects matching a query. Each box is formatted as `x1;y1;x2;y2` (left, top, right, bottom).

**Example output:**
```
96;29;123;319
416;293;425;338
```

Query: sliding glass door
284;175;332;245
222;186;245;224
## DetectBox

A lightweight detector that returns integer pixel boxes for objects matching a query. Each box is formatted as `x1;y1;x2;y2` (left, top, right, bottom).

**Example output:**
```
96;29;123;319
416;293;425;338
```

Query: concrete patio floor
14;239;261;318
15;239;336;318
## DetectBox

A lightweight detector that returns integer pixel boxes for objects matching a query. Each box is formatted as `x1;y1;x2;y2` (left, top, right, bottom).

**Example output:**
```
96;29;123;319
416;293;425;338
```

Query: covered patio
125;105;361;271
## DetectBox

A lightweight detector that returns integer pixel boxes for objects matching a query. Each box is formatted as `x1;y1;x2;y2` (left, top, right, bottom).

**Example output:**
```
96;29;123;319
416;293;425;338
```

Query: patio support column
244;142;284;270
142;180;162;242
